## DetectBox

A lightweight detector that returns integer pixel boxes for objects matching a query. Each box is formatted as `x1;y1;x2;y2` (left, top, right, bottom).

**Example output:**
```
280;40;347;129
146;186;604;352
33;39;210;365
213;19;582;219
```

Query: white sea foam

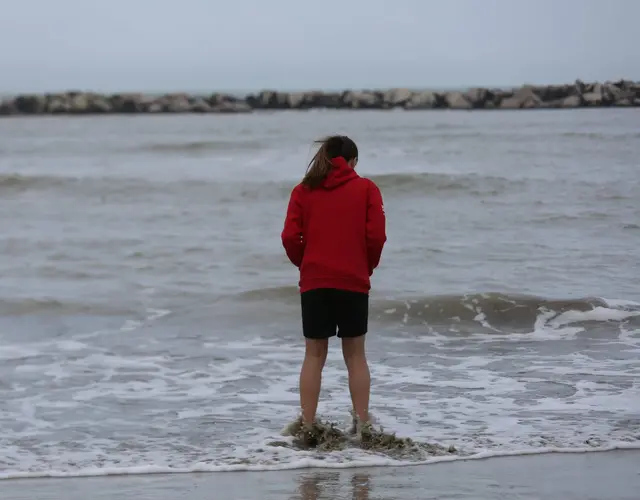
1;300;639;480
1;443;639;480
550;306;640;326
601;297;640;309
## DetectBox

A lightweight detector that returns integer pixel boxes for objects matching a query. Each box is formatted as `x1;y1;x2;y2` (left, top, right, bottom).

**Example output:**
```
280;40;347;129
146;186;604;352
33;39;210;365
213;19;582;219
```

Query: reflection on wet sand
295;471;371;500
350;473;371;500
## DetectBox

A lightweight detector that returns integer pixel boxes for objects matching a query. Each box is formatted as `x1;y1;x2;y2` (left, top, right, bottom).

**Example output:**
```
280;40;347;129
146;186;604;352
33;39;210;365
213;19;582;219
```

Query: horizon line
2;77;637;98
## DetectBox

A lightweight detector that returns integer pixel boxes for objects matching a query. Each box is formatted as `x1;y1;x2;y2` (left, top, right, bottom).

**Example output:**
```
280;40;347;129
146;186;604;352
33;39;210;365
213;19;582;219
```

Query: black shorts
300;288;369;339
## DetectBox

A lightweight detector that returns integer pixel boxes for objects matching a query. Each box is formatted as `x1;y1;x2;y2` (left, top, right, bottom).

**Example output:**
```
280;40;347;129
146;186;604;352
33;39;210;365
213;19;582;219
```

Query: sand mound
277;416;458;458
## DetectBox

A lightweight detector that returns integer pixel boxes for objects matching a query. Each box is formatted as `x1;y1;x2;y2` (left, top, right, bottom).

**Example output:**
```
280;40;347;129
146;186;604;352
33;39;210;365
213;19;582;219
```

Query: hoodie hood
321;156;359;190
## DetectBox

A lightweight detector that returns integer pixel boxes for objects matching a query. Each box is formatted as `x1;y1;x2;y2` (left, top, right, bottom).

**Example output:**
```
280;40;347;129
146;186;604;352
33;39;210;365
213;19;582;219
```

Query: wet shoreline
2;450;638;500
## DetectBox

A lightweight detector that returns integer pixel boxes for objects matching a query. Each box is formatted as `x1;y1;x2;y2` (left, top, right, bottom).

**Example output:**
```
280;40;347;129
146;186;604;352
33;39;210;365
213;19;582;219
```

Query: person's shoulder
357;176;382;192
290;182;308;194
289;182;311;201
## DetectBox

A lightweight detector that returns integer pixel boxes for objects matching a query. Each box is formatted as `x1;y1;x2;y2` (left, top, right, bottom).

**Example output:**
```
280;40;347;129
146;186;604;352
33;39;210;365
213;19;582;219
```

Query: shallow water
0;109;639;478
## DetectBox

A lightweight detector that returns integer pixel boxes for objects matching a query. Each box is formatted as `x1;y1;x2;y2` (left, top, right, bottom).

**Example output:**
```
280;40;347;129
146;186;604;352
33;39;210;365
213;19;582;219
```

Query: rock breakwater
1;79;638;116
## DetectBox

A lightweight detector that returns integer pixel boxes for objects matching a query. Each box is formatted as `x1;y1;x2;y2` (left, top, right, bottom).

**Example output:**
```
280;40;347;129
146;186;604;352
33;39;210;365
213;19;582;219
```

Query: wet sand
2;450;639;500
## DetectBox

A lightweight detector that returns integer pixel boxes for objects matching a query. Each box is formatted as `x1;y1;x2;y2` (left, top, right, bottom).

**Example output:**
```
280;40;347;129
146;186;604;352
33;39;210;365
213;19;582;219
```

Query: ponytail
301;138;335;188
301;135;358;189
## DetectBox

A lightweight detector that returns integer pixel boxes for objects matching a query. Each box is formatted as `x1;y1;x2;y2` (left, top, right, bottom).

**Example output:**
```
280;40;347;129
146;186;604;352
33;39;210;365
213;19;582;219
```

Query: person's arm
366;180;387;275
281;185;305;268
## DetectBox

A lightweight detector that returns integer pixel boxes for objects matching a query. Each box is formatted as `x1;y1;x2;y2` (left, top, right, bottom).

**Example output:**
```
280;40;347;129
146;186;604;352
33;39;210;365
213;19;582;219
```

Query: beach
1;108;639;495
2;450;639;499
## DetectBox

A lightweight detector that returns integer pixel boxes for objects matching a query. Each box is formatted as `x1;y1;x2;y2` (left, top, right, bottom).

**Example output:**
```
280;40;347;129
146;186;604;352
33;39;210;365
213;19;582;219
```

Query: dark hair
301;135;358;188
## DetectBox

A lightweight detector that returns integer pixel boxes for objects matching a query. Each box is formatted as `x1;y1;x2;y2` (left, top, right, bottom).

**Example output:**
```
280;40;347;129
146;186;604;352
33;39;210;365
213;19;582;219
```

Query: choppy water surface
0;109;639;478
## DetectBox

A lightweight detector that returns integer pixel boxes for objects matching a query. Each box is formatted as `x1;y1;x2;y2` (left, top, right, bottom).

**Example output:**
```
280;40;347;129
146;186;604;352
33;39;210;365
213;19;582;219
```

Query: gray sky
2;0;638;93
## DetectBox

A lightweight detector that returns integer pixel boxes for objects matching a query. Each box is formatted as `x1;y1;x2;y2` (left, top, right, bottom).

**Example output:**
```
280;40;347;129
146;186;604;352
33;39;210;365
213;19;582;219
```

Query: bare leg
299;338;328;424
341;335;370;423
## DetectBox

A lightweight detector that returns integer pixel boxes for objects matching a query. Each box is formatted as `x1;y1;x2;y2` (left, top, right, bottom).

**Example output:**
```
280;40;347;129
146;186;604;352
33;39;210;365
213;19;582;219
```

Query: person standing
281;135;387;439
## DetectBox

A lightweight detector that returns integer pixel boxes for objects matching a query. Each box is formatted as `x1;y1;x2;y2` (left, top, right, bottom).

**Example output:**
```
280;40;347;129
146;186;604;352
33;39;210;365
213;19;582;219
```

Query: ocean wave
0;297;138;317
0;137;269;157
230;288;640;331
528;212;614;224
0;170;522;202
0;172;296;203
373;293;640;332
0;173;293;203
0;173;67;192
559;131;640;140
236;285;300;301
138;139;267;154
0;173;157;198
368;171;519;196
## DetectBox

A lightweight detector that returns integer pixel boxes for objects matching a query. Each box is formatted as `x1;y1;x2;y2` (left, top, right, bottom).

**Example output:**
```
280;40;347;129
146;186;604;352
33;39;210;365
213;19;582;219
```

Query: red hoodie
281;157;387;294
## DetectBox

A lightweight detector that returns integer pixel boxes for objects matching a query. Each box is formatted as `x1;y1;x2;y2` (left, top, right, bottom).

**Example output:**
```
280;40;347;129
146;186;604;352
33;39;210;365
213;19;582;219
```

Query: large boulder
383;88;413;107
286;92;307;109
464;88;495;108
164;94;193;113
306;91;342;109
110;93;149;113
561;95;583;108
147;102;164;113
574;79;587;95
15;94;47;113
500;88;542;109
0;98;17;115
536;84;572;101
491;89;512;107
271;91;290;108
404;91;439;110
66;92;112;113
245;91;267;109
137;94;182;113
577;82;635;107
603;82;637;105
212;101;252;113
581;91;605;106
246;90;289;109
341;90;382;109
444;91;472;109
89;95;112;113
47;94;72;114
190;98;212;113
66;92;89;113
208;93;240;106
611;79;635;91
